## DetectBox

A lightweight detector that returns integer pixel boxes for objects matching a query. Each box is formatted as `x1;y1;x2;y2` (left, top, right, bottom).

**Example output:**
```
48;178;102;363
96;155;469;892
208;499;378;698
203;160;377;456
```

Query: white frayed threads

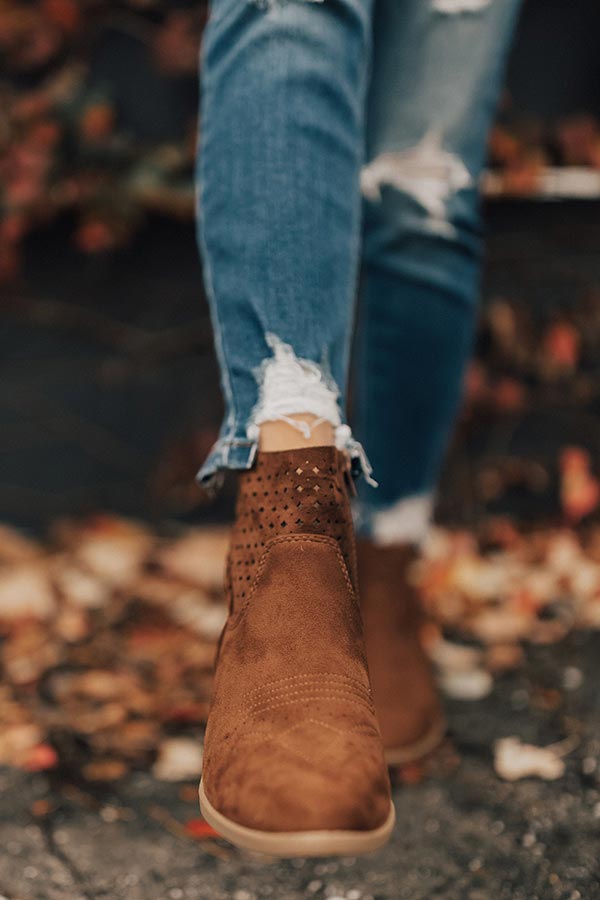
370;493;434;547
248;335;377;486
247;336;377;487
361;130;473;235
335;425;378;488
248;334;342;440
433;0;491;13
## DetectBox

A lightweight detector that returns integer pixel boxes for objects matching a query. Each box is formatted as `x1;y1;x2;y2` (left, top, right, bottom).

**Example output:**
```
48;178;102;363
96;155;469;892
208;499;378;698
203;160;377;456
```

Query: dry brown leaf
3;623;60;684
439;668;493;700
0;722;44;766
0;525;43;563
494;736;577;781
0;564;56;621
82;759;128;781
66;516;154;588
152;737;203;781
52;558;112;609
156;528;229;592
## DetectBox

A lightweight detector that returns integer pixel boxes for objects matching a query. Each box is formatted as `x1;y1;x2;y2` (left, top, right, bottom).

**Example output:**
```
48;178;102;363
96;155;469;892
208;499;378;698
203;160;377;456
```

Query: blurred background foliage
3;0;600;281
0;0;207;283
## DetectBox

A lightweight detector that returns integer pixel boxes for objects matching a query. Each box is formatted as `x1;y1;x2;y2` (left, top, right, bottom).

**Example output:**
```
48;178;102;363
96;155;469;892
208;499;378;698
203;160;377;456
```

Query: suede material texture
202;448;391;833
358;541;444;753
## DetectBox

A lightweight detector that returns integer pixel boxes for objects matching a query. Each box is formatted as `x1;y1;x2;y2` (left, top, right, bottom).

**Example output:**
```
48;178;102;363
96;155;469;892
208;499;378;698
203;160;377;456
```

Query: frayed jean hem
196;428;374;494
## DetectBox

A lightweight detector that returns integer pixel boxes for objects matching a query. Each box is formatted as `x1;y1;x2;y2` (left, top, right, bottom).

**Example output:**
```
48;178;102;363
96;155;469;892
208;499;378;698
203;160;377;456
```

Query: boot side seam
245;672;372;703
230;694;379;748
245;688;376;716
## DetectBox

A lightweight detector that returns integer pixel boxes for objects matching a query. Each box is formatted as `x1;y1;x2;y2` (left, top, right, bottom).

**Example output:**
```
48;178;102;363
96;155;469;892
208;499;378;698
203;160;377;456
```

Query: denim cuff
196;428;375;494
196;437;258;494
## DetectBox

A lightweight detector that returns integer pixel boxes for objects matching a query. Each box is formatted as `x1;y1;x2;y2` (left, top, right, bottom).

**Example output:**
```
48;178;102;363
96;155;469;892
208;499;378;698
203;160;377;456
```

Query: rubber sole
383;716;447;767
199;781;396;858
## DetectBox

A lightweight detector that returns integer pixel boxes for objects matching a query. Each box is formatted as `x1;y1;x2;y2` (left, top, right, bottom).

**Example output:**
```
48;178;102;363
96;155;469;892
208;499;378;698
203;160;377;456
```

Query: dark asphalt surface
2;632;599;900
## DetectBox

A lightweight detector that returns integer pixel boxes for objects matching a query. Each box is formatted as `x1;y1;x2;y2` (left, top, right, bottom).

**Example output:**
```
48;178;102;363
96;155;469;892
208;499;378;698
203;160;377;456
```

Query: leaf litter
1;513;599;786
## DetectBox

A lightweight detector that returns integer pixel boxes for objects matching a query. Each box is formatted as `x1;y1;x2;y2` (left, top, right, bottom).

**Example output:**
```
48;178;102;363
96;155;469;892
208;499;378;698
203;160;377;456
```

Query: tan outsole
198;781;396;858
383;717;447;767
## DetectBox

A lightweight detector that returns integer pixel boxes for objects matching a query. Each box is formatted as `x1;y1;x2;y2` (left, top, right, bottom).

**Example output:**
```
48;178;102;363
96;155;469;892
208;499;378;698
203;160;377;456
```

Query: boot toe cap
203;717;391;834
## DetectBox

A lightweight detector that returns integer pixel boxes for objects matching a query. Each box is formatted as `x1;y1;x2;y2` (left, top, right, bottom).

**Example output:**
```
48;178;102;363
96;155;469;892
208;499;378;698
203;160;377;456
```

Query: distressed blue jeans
197;0;521;543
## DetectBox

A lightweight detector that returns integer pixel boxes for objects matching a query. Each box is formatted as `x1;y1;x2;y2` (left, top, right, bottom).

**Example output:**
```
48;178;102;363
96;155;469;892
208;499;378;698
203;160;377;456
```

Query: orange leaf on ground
23;743;58;772
184;818;220;840
542;322;580;371
560;447;600;523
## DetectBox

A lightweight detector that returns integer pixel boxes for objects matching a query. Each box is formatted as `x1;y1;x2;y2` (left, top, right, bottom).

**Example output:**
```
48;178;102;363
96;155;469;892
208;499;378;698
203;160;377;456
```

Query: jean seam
198;52;237;456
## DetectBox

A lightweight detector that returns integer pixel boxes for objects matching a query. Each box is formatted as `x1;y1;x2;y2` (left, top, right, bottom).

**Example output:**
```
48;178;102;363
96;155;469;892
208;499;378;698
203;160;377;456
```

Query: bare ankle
258;414;334;452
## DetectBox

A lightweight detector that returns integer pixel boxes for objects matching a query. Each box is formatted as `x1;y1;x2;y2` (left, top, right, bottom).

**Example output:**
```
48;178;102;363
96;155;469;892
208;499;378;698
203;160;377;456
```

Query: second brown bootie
199;447;394;857
358;542;446;766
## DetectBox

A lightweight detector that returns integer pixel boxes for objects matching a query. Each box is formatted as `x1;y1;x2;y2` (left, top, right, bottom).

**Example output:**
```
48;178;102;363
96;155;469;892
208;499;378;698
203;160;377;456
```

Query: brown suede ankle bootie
358;542;446;766
199;447;394;856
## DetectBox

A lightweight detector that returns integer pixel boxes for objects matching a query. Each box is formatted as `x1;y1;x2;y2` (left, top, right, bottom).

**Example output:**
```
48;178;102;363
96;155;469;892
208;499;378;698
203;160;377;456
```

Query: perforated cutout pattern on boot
227;447;357;612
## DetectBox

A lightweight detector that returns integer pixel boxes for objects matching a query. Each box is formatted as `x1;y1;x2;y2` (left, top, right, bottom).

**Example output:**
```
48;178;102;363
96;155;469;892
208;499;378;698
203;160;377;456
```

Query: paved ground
2;632;600;900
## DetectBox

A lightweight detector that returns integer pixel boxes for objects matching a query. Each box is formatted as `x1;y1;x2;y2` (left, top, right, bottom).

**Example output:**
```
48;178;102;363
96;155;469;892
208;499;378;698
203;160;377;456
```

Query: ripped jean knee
250;0;325;8
433;0;493;13
361;129;475;241
360;127;485;304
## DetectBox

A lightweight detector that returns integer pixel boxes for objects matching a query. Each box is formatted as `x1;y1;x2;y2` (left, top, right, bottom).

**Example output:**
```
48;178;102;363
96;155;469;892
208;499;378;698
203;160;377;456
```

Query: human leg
196;0;393;855
356;0;522;760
